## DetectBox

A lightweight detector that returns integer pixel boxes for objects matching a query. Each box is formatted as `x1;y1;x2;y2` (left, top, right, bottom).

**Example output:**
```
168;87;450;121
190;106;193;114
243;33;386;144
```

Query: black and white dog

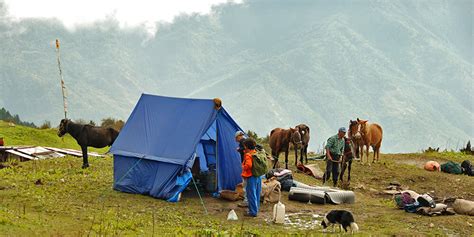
321;210;359;233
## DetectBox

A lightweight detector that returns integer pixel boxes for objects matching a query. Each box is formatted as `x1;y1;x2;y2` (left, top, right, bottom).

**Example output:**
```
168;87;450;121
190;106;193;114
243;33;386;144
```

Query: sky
3;0;241;31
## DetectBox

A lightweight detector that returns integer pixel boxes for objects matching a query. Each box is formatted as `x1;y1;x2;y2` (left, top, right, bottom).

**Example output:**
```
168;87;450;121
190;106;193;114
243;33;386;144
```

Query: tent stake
192;175;208;215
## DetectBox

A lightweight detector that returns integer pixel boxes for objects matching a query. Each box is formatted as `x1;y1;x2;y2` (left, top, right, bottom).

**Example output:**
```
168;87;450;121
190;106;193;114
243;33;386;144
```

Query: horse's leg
285;150;289;169
348;159;352;182
366;145;369;164
378;146;381;162
339;158;346;182
272;150;279;169
300;146;304;164
356;145;362;161
323;159;331;185
81;146;89;168
372;145;376;163
304;146;308;164
294;146;298;167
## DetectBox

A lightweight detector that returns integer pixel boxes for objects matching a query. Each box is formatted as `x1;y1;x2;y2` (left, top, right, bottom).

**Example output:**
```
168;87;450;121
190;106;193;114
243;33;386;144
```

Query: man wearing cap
235;131;248;207
323;127;346;187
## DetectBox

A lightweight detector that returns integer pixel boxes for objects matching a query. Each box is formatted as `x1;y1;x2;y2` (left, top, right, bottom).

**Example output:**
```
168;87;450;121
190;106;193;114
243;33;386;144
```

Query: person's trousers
323;153;340;186
242;178;248;203
246;176;262;216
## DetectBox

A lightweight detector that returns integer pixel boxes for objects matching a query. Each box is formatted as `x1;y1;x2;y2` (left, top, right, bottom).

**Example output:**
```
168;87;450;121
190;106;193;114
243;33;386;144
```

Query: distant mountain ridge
0;0;472;152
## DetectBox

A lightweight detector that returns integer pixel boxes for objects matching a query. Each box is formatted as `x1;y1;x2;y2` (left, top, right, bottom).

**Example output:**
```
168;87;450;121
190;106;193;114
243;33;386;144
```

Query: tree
39;120;51;129
75;119;88;125
101;117;125;131
0;107;36;128
101;117;116;128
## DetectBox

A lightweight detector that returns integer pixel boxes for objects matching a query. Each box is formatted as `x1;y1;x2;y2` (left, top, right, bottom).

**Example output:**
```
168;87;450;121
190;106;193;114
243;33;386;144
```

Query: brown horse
348;120;363;159
339;137;355;183
295;124;310;164
349;118;383;163
57;119;119;168
269;127;302;169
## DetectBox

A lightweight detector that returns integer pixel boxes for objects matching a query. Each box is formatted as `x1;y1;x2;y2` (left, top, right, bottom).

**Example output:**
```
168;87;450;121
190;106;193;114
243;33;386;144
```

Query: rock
60;178;65;183
355;184;366;190
467;222;472;227
34;179;43;185
389;181;401;186
383;190;400;195
369;188;379;193
429;223;434;228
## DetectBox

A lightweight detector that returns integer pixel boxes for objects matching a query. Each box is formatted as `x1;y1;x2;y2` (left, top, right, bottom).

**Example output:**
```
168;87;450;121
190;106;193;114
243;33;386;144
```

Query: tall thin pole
215;120;219;193
56;39;68;119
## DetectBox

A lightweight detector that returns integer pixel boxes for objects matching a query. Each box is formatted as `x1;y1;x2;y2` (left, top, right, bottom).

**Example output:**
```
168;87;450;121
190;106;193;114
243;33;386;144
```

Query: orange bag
424;161;440;171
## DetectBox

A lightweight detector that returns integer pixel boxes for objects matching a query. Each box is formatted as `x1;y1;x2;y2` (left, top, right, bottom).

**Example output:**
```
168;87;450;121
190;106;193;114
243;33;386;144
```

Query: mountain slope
0;0;472;152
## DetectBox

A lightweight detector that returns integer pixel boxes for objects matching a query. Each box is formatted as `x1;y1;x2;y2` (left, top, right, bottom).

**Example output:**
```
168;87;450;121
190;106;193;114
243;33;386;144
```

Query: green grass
0;120;108;153
1;122;473;236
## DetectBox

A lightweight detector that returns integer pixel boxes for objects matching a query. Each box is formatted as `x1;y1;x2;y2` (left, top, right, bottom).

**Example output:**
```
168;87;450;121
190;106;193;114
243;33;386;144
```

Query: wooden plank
44;147;83;157
44;147;104;158
6;150;37;160
63;148;104;157
16;147;66;159
17;147;53;156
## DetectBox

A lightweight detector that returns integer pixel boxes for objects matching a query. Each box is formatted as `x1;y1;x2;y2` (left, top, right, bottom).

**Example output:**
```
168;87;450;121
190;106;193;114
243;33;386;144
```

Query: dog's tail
350;222;359;233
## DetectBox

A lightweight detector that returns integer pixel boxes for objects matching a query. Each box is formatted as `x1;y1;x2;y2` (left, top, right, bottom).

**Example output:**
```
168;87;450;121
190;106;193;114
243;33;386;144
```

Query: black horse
57;119;119;168
339;137;354;183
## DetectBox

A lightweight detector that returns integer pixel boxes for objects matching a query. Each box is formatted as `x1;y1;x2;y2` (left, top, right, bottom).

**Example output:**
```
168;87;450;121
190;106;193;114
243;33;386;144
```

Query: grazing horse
339;137;355;183
295;124;310;164
57;119;119;168
349;118;383;163
269;127;302;169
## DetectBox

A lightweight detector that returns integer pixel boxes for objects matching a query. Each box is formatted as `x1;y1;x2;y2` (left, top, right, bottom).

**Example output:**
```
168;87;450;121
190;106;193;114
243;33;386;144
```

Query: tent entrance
191;121;218;193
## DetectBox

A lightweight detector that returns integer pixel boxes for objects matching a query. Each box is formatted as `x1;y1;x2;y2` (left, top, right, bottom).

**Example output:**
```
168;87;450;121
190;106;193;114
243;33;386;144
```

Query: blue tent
110;94;244;202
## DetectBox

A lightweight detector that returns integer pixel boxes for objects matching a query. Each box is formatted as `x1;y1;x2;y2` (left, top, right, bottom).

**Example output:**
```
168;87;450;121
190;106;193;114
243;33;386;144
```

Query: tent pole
192;175;208;215
215;118;219;193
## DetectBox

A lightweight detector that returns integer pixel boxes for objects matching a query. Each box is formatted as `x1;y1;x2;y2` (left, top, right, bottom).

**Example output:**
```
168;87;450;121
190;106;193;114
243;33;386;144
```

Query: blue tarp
110;94;243;201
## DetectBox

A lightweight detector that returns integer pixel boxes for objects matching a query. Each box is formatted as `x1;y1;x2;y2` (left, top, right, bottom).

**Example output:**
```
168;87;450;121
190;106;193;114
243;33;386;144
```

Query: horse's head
348;120;357;138
57;119;70;137
295;124;310;144
290;128;303;149
350;118;368;140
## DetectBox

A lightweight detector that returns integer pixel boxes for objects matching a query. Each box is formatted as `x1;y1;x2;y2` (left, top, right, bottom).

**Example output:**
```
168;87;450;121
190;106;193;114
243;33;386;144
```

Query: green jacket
325;134;344;156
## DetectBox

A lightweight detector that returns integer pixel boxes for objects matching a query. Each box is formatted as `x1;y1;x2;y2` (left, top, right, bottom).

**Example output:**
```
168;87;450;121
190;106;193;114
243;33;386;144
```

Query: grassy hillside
0;120;108;153
0;123;473;235
1;0;472;153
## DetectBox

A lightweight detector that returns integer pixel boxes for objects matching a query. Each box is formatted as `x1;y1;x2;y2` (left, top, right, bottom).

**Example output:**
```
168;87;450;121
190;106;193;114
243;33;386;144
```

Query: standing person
235;131;248;207
235;131;245;162
242;138;262;217
323;127;346;187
